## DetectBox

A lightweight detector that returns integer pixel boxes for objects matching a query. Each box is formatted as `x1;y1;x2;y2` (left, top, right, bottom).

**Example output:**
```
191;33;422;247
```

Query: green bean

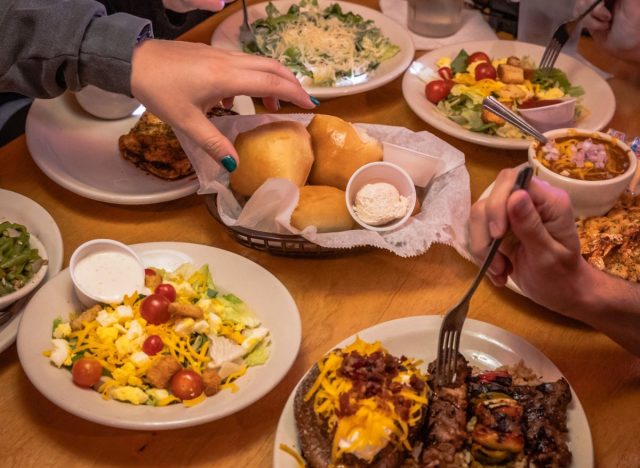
0;222;44;297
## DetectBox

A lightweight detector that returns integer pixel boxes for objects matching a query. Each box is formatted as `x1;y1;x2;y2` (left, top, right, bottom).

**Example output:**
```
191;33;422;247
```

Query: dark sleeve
94;0;213;39
0;0;152;98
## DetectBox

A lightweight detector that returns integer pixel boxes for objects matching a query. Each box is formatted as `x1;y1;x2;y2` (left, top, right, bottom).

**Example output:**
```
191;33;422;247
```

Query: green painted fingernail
221;155;237;172
309;95;320;106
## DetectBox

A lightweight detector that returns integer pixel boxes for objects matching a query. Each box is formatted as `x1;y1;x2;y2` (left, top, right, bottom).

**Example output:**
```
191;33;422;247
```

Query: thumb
506;190;555;252
179;108;238;173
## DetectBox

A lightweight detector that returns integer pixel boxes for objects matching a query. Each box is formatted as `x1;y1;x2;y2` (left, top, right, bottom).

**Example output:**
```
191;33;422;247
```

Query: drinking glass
407;0;465;38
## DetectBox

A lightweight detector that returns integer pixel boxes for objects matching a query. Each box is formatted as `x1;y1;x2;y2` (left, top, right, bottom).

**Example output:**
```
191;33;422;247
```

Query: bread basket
204;195;356;257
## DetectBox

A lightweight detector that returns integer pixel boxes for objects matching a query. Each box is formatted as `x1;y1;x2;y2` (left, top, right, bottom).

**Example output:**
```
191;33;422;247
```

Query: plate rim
0;189;64;354
272;315;594;468
401;39;616;150
211;0;415;99
16;241;302;430
25;95;255;205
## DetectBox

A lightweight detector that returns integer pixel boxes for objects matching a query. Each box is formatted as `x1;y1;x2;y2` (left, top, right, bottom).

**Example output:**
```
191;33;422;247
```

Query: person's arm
0;0;151;98
469;169;640;356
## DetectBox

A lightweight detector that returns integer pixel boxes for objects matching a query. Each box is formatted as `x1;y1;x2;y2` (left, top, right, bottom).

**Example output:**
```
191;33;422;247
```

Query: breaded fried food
118;111;193;180
576;192;640;282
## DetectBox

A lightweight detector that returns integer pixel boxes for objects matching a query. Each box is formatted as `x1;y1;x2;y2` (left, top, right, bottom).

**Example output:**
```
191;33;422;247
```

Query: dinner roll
230;121;314;196
307;114;383;190
291;186;355;232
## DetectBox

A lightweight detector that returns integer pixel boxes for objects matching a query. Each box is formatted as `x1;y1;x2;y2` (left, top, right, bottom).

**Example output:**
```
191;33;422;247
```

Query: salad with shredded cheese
46;263;270;406
243;0;399;87
425;49;586;139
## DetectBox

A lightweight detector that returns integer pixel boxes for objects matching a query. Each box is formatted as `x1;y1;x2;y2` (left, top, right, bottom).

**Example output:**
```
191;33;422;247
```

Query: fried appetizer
576;192;640;282
118;111;193;180
294;338;428;467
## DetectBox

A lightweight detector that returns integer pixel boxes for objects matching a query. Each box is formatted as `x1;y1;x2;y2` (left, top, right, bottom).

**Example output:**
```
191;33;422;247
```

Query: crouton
481;108;506;125
169;302;204;319
498;64;525;84
145;355;182;389
202;368;222;396
70;304;101;331
507;56;521;67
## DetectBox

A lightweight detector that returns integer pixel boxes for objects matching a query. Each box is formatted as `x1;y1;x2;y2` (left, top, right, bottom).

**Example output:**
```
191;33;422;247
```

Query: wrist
558;258;604;319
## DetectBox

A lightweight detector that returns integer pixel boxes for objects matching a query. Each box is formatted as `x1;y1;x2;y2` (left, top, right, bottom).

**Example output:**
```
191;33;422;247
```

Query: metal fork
538;0;604;70
482;96;548;144
239;0;257;50
435;166;533;386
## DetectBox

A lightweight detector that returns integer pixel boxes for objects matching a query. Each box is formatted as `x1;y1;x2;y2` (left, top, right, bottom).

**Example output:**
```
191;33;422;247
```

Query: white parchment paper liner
175;114;471;258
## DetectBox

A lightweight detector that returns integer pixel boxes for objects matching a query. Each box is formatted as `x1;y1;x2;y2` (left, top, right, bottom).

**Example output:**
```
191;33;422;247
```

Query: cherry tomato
171;369;204;400
144;268;156;277
72;357;102;388
142;335;164;355
140;294;171;325
474;62;497;81
154;283;176;302
425;79;453;104
437;66;453;80
467;51;491;65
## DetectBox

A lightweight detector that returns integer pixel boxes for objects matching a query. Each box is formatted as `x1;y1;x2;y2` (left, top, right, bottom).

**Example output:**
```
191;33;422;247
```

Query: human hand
130;40;316;171
469;168;591;313
162;0;228;13
579;0;640;62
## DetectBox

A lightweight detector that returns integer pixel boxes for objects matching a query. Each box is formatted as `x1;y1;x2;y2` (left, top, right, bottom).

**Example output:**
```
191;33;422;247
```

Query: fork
538;0;604;70
482;96;548;144
239;0;258;51
435;166;533;386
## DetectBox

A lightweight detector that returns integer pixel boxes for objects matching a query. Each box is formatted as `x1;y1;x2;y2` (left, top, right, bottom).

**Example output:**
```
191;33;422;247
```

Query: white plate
17;242;301;430
25;95;255;205
273;316;593;468
211;0;414;99
402;40;615;150
0;189;63;354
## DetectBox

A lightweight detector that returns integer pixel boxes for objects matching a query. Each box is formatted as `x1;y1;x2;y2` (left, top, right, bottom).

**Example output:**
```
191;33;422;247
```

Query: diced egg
130;351;150;367
97;326;119;343
96;309;117;327
110;386;149;405
115;305;133;320
207;313;222;334
174;318;195;336
193;319;209;334
115;336;133;356
436;56;452;68
146;388;170;401
50;339;70;368
241;327;269;353
52;323;71;339
176;281;196;298
536;87;565;100
126;319;144;340
112;362;137;385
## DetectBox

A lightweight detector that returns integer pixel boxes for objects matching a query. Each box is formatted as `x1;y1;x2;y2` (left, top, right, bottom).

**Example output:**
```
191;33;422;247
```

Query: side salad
243;0;399;87
424;49;586;139
46;263;270;407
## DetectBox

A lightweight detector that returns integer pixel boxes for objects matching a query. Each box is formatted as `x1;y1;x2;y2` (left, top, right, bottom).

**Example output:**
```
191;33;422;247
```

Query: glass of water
407;0;465;37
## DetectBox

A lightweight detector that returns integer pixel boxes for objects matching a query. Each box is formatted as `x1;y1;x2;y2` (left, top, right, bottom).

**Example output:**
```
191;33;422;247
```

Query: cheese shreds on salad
243;0;400;87
45;263;270;406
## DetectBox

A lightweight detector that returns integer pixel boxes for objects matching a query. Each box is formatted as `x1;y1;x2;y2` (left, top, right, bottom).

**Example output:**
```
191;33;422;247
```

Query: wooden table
1;1;639;466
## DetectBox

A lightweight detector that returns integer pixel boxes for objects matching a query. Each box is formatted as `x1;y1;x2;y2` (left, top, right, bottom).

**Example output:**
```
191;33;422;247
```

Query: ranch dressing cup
407;0;464;37
70;239;145;307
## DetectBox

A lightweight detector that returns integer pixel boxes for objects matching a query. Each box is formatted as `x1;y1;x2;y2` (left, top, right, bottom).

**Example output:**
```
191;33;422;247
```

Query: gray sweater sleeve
0;0;152;98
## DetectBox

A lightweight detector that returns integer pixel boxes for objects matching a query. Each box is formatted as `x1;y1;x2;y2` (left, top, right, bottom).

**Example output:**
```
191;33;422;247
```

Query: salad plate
0;189;63;354
25;94;255;205
17;242;301;430
402;40;615;150
273;315;593;468
211;0;414;99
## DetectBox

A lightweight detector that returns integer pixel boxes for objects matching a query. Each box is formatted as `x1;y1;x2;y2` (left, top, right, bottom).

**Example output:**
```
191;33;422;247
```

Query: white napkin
175;114;471;258
379;0;497;50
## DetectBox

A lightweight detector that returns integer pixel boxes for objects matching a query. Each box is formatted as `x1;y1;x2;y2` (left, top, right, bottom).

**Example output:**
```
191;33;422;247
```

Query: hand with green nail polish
131;40;318;171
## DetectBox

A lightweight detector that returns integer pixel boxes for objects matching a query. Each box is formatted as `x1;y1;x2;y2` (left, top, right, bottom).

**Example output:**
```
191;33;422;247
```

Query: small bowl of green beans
0;222;49;310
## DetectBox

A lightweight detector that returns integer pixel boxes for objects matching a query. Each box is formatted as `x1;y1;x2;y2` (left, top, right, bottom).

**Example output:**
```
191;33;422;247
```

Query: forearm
0;0;151;98
566;262;640;356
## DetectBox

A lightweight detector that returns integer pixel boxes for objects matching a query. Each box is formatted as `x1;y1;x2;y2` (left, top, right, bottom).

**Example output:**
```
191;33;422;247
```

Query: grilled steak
118;111;193;180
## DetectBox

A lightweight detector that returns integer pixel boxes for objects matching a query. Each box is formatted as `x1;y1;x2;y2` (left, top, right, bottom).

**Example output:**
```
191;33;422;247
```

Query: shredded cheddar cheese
305;338;428;463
